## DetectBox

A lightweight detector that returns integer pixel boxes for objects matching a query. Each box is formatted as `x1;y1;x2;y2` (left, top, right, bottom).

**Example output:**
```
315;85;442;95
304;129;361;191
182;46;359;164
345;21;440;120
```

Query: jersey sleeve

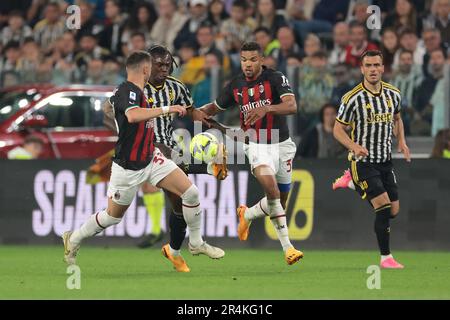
111;85;141;114
336;97;355;125
271;71;295;99
214;81;236;110
174;81;194;108
393;91;402;114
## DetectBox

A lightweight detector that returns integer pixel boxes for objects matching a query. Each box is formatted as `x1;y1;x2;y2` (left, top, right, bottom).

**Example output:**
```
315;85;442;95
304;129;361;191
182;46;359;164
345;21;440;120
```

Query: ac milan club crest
259;84;264;93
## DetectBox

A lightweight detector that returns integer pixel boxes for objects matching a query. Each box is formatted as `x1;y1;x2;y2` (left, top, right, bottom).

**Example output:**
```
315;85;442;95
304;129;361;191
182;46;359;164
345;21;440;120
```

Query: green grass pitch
0;246;449;299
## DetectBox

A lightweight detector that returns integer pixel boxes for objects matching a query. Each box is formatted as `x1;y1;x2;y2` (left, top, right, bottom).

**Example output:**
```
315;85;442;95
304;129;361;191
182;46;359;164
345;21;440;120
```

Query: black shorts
350;160;399;202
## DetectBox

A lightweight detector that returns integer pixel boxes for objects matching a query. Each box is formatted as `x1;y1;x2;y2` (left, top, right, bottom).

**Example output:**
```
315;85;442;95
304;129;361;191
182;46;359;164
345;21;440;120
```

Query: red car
0;84;116;159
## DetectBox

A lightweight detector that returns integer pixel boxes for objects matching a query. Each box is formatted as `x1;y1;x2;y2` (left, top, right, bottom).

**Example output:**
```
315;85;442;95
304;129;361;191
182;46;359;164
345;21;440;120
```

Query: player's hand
352;144;369;159
398;140;411;162
245;107;267;126
192;108;212;127
169;105;187;117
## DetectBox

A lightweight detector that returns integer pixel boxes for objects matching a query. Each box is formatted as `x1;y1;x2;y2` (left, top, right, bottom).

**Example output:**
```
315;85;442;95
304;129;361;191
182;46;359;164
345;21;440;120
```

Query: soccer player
99;45;228;272
199;42;304;265
62;51;225;267
333;50;411;269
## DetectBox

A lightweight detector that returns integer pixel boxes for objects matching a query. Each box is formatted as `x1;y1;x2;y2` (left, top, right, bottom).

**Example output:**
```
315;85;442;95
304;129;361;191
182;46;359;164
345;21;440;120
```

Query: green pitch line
0;246;449;299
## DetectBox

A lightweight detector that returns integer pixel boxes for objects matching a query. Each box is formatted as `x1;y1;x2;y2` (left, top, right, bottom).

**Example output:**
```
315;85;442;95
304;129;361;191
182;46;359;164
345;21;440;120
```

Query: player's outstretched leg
267;198;304;265
157;168;225;260
63;200;123;265
236;197;269;241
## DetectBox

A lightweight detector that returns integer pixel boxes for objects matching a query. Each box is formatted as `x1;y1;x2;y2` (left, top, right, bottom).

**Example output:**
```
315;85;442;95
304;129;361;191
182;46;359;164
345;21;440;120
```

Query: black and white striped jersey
336;81;402;163
143;76;193;148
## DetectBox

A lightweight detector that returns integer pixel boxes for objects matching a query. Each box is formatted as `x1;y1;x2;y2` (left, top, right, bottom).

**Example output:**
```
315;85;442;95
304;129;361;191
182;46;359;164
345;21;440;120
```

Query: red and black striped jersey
214;66;294;144
110;81;155;170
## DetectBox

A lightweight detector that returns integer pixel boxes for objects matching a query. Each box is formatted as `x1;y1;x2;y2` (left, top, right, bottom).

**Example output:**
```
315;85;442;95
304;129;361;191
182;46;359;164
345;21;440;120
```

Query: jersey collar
362;81;383;97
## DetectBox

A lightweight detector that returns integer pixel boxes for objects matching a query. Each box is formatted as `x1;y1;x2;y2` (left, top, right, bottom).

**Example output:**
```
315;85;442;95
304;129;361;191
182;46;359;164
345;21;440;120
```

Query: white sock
170;245;181;257
349;180;355;190
70;210;121;245
207;162;213;175
381;254;393;261
181;185;203;248
244;197;269;221
267;199;292;251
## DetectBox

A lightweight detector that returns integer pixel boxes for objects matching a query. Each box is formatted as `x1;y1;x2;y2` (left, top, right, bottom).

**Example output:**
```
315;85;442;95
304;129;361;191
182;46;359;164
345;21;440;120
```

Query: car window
0;91;38;124
34;96;92;128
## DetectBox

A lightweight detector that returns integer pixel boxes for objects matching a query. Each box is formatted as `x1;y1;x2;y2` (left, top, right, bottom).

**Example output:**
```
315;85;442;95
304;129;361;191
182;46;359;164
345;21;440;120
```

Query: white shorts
107;148;178;206
243;137;297;185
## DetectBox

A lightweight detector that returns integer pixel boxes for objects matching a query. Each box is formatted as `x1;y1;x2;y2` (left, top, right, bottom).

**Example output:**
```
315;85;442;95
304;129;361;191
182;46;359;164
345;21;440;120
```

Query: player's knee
390;207;399;218
266;187;280;200
180;184;199;205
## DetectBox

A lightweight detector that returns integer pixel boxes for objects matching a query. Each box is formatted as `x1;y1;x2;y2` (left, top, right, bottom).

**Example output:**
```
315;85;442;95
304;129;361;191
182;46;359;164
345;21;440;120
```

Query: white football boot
188;241;225;259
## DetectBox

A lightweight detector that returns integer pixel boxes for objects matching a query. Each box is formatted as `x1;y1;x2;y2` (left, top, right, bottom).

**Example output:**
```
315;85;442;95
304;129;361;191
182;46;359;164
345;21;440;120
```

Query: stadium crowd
0;0;449;148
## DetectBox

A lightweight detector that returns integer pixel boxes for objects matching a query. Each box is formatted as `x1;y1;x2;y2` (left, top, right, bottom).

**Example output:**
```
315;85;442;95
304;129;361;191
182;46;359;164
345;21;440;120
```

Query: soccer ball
190;132;219;163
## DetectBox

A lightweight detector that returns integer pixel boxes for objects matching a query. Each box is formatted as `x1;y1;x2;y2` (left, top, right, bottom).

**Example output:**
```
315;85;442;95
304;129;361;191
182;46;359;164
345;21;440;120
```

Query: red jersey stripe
264;81;274;142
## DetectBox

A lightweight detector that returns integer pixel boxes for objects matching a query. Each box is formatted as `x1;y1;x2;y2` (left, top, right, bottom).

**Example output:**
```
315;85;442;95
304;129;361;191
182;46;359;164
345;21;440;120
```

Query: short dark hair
130;32;145;40
399;49;413;57
232;0;248;10
430;47;447;58
126;51;151;69
254;26;271;36
24;135;44;146
240;41;263;55
360;50;383;64
311;50;328;60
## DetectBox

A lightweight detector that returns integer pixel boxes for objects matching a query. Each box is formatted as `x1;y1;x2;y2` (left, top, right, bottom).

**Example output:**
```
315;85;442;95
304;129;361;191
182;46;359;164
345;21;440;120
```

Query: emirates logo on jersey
241;99;271;113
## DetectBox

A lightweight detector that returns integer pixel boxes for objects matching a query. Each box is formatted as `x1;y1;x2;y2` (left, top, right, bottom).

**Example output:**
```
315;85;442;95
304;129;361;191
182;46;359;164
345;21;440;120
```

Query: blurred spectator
221;0;255;54
297;103;346;158
174;0;209;51
33;2;65;52
422;28;446;76
99;0;126;57
286;0;317;21
1;70;21;87
74;1;104;41
85;58;109;85
330;63;355;106
312;0;350;25
7;135;44;159
423;0;450;47
412;48;448;135
254;26;280;57
75;33;111;73
273;26;302;74
298;50;335;132
431;128;450;158
103;57;125;85
1;11;33;47
16;38;42;82
392;49;424;134
150;0;188;52
0;41;21;74
121;1;157;52
255;0;288;37
123;32;146;56
207;0;230;34
380;28;400;77
397;28;426;66
26;0;51;28
263;54;278;69
50;31;79;84
196;23;223;58
382;0;423;36
328;22;350;66
191;52;222;107
303;33;321;64
344;21;378;67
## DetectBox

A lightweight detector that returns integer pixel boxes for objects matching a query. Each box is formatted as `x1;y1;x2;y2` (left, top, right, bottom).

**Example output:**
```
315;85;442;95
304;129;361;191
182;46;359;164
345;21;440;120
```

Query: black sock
169;211;187;250
183;163;209;174
374;204;391;255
